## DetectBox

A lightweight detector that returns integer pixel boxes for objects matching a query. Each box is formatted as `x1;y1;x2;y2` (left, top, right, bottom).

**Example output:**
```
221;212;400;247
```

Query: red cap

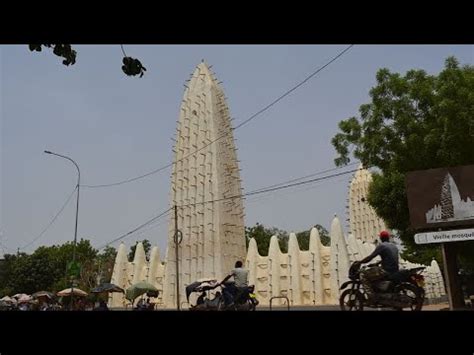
379;230;390;238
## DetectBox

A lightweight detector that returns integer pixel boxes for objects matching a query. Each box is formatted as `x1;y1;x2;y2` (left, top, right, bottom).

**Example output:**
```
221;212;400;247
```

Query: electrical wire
96;167;358;250
82;45;355;189
97;207;172;250
20;186;78;251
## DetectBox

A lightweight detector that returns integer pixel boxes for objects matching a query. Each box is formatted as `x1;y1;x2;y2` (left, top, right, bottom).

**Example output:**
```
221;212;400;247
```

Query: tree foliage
28;44;146;77
128;239;152;262
245;223;330;256
245;223;289;256
122;56;147;77
97;246;117;284
29;44;76;65
0;239;107;297
296;224;330;249
331;57;474;267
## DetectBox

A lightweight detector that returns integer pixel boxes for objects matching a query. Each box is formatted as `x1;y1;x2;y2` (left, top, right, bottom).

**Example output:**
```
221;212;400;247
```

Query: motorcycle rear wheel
217;298;237;311
248;299;257;311
339;289;364;311
395;283;424;311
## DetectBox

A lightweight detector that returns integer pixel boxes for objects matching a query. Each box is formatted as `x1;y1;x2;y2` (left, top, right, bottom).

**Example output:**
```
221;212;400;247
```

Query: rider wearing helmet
355;230;399;275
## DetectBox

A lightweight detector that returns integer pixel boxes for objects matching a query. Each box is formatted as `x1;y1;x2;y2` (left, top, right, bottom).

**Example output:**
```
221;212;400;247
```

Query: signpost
415;228;474;244
66;261;81;310
406;164;474;310
67;261;81;278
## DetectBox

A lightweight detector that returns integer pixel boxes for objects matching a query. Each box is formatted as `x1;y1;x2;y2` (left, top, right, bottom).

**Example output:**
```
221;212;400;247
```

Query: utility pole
174;205;181;310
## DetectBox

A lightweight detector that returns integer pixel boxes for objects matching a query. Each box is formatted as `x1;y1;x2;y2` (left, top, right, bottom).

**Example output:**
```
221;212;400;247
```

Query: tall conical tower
162;62;246;307
347;165;388;243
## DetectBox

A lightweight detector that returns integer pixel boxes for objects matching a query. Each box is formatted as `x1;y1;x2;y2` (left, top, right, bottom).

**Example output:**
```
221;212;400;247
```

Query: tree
28;44;147;77
245;223;332;255
0;257;10;297
296;224;330;250
128;239;152;262
96;246;117;284
0;239;100;296
331;57;474;268
245;223;288;256
0;254;21;297
0;240;117;296
0;249;64;295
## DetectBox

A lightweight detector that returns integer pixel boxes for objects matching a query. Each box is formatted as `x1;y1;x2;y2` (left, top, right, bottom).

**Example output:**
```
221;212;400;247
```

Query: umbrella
18;294;32;303
0;296;16;304
91;283;124;294
126;282;158;302
186;280;218;302
57;288;88;297
32;291;55;299
12;293;28;299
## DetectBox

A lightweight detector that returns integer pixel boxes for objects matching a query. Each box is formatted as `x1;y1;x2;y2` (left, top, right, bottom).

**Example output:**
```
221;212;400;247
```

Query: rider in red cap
355;230;399;275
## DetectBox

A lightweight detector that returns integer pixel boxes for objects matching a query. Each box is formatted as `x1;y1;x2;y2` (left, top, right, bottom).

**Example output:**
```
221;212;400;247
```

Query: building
109;64;446;308
110;61;246;308
347;165;389;243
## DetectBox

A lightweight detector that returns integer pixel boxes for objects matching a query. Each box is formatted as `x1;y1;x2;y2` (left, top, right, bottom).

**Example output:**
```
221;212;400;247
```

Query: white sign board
414;228;474;244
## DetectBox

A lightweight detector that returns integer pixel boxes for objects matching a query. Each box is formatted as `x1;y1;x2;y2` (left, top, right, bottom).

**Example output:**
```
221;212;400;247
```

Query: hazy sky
1;45;473;257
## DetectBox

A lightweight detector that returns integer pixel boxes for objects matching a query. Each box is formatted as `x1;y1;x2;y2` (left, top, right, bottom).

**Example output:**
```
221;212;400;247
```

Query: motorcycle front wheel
339;289;364;311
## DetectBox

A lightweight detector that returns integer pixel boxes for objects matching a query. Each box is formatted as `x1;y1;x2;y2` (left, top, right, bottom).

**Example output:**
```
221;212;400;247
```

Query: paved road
257;305;392;311
257;305;339;311
112;304;449;311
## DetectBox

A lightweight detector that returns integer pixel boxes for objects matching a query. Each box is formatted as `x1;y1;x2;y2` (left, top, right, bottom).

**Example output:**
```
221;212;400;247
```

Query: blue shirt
365;242;399;273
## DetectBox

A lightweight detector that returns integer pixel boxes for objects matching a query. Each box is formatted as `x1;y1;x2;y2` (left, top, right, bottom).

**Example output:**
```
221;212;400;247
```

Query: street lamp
44;150;80;310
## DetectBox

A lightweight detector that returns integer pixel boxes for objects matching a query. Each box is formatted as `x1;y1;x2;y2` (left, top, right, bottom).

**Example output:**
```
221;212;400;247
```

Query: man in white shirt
220;261;249;306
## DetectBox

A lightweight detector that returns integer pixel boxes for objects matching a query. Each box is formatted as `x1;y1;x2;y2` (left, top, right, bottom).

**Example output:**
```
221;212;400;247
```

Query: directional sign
67;261;81;278
414;228;474;244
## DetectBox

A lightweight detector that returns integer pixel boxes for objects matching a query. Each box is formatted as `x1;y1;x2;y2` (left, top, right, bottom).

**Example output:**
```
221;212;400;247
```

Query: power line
20;186;78;251
249;161;359;193
82;45;355;189
233;45;354;131
131;215;171;241
178;168;359;209
98;209;171;250
98;207;172;250
245;171;352;205
96;167;358;250
240;162;360;205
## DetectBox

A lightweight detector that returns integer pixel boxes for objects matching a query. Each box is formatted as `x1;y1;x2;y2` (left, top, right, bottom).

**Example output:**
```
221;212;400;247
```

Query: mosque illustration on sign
425;173;474;223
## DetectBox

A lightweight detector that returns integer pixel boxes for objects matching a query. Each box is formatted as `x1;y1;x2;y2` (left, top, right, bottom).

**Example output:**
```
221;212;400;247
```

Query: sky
1;44;473;258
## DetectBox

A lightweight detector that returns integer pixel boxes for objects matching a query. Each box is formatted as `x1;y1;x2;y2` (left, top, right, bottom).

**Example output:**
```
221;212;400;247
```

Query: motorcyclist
220;261;248;307
354;230;399;276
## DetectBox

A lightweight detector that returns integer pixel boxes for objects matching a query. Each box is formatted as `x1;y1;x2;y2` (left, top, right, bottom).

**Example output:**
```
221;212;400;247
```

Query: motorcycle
339;261;426;311
186;279;258;311
217;282;259;311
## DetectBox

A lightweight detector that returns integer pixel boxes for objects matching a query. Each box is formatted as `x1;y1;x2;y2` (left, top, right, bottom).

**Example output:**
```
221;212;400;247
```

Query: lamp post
44;150;80;310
